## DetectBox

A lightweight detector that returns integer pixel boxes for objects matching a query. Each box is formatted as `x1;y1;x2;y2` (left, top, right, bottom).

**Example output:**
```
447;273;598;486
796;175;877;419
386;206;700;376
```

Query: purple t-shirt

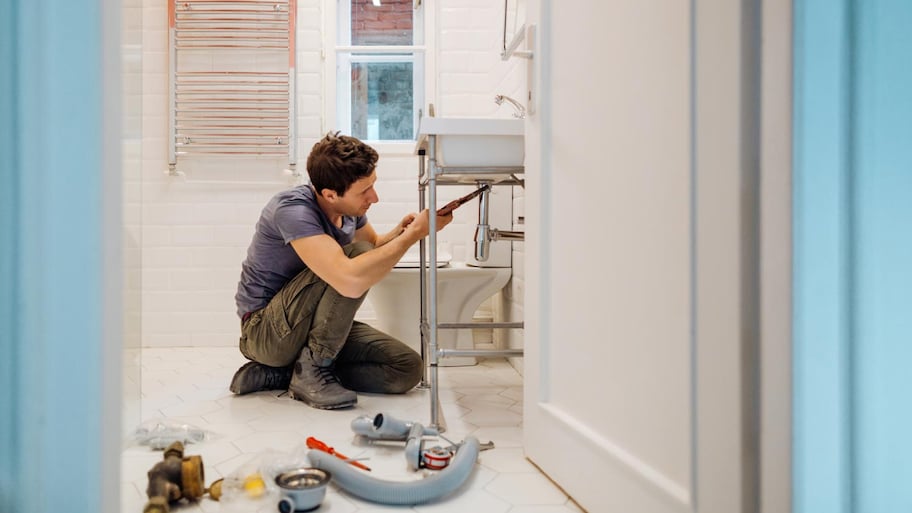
235;185;367;317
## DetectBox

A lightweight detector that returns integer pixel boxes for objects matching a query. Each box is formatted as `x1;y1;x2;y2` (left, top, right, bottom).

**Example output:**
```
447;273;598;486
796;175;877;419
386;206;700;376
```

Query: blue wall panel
0;0;114;512
793;0;853;511
0;0;21;509
795;0;912;511
852;1;912;510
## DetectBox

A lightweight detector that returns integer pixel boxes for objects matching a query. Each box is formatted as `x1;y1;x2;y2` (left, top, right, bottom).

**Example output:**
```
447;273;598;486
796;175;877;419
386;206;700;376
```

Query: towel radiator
168;0;297;174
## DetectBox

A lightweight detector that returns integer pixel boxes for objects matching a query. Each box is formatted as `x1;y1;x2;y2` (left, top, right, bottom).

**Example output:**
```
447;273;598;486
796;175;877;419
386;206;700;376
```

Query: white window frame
324;0;436;154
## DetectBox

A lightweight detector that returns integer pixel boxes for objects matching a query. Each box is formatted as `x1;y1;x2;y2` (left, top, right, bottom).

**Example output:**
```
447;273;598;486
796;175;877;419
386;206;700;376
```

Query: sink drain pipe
306;436;481;506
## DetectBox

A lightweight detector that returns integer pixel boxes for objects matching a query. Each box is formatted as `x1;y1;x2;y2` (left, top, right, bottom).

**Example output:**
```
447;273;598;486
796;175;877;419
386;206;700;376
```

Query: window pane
351;0;413;46
350;60;413;140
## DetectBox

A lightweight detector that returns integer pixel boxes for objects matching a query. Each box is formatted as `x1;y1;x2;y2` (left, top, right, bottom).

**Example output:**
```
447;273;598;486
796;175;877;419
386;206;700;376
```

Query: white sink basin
415;117;524;168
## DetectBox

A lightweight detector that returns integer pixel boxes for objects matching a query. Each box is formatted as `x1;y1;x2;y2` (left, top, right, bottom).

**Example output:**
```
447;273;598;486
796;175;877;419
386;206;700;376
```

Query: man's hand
372;210;450;248
435;210;454;232
397;212;418;231
403;209;453;241
373;213;417;247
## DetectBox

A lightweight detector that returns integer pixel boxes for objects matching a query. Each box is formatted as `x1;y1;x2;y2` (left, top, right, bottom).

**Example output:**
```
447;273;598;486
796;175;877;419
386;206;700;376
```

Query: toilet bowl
369;251;511;367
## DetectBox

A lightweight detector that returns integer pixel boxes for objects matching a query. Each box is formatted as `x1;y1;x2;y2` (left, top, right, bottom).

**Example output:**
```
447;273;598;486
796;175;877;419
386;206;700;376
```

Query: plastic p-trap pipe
306;436;480;505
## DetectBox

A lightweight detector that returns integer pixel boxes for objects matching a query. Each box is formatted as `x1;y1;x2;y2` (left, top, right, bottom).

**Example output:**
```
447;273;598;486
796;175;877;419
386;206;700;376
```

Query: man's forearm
375;225;405;247
337;209;443;297
343;232;417;296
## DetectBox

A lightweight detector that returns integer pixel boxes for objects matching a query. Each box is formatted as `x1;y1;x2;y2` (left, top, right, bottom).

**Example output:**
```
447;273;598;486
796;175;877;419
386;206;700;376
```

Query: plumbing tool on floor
306;436;371;471
143;441;223;513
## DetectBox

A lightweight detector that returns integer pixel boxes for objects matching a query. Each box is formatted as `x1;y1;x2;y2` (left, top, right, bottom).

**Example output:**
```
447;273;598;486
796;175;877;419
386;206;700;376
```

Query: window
334;0;426;142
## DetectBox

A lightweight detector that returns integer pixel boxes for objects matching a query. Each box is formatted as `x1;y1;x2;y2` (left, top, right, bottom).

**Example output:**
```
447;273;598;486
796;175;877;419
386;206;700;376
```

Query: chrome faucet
494;94;526;119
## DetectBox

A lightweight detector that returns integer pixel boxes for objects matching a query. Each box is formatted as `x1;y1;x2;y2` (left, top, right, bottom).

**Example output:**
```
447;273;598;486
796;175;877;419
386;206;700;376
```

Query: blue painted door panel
853;1;912;510
0;1;112;512
795;1;912;512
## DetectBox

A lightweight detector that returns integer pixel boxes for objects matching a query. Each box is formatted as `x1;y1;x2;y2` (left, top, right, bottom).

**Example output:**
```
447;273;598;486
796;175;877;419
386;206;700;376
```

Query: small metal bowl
275;468;331;513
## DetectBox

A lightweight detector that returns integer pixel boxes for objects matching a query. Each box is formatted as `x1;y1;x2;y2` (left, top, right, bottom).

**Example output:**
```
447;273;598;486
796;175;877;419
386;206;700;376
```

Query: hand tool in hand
436;183;491;216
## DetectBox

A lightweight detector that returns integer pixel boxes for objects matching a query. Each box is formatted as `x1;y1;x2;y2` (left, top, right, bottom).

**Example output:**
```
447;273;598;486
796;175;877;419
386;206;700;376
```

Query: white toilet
368;250;511;366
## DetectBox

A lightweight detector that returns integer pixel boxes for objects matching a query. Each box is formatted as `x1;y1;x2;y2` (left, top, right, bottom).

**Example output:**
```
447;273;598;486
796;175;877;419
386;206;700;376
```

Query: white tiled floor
122;347;582;513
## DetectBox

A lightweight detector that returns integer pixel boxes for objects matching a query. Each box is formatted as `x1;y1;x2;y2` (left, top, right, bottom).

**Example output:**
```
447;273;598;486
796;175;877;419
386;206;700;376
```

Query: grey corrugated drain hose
306;436;480;505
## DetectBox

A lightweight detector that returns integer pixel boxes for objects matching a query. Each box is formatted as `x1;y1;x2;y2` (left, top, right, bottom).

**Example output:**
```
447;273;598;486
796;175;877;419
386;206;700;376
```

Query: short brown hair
306;132;378;196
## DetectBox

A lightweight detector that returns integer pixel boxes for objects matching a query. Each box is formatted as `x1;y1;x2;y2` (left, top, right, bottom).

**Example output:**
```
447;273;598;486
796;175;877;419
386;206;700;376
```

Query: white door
522;1;790;512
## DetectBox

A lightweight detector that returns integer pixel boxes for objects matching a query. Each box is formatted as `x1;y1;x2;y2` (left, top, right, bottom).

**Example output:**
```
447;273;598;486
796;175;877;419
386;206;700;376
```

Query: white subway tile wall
140;0;525;366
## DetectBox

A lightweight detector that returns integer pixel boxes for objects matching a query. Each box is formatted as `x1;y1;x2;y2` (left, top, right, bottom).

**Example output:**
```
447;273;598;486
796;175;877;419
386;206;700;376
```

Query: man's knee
344;240;374;258
388;350;423;393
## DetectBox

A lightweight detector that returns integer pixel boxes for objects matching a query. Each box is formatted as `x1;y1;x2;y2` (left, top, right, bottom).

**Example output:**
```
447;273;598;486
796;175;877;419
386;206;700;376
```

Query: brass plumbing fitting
143;441;222;513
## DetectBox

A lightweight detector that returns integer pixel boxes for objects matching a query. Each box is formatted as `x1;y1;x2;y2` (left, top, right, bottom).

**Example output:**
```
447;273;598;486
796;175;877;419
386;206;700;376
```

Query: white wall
122;0;143;437
139;0;524;348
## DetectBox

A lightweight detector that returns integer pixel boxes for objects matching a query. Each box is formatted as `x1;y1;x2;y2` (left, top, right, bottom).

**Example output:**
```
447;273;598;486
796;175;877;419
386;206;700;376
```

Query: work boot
288;348;357;409
229;361;293;395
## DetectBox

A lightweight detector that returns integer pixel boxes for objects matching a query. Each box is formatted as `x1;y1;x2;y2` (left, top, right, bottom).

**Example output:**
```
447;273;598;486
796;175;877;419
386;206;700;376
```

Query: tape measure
421;446;454;470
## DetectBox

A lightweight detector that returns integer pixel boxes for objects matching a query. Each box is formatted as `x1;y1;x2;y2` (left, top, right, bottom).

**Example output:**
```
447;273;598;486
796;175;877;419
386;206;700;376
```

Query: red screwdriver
306;436;371;472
